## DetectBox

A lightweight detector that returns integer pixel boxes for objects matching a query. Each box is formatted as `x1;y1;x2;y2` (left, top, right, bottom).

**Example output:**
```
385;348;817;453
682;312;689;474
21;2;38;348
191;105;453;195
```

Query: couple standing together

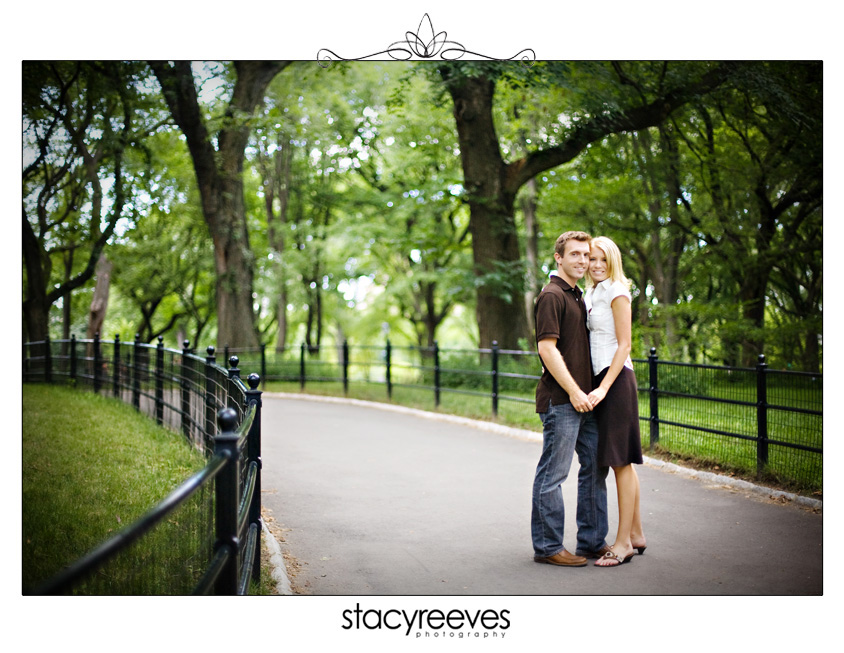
532;231;646;568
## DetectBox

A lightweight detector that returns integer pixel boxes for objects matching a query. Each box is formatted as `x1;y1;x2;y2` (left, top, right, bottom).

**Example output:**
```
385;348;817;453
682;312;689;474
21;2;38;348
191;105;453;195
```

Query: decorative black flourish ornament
318;14;535;67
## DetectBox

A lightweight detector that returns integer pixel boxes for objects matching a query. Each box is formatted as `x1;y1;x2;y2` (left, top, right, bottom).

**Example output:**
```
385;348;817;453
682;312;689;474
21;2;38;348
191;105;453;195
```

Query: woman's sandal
634;545;647;555
595;550;634;567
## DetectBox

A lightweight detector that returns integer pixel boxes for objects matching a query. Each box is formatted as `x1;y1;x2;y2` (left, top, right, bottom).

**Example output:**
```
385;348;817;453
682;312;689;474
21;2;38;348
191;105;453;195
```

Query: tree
106;125;216;346
430;61;735;349
110;204;214;344
667;62;822;366
22;61;153;343
535;62;822;369
150;60;291;349
348;65;473;348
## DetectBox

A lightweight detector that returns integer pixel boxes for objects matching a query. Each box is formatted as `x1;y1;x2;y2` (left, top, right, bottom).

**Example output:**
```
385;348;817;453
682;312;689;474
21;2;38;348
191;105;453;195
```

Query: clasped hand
586;386;607;408
571;390;592;413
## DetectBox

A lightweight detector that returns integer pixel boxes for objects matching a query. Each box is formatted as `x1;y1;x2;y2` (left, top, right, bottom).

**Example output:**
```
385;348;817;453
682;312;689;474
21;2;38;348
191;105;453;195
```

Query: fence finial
216;407;239;433
247;373;261;390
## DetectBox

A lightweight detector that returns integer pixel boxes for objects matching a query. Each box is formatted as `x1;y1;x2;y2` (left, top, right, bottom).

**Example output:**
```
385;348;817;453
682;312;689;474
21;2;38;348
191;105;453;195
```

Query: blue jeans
532;402;609;557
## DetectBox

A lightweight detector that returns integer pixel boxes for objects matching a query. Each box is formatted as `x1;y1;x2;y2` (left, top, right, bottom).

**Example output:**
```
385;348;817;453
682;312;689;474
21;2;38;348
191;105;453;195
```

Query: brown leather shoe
577;544;612;559
534;549;587;567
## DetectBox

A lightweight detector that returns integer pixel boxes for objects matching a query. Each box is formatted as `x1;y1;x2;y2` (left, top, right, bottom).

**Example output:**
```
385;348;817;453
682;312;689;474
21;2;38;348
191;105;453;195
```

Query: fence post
299;343;306;390
70;334;77;382
181;340;191;439
155;336;164;425
385;339;392;399
227;356;241;412
648;347;659;450
228;355;241;379
343;340;349;395
132;334;141;410
434;341;441;407
205;346;217;441
113;334;120;397
245;373;263;584
214;407;241;596
756;354;769;477
491;341;499;416
93;333;101;393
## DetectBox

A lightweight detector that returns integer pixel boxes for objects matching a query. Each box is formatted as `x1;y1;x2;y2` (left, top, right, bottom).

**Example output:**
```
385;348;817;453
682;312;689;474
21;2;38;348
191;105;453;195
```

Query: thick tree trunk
212;173;259;350
151;60;290;350
22;211;49;343
447;75;530;350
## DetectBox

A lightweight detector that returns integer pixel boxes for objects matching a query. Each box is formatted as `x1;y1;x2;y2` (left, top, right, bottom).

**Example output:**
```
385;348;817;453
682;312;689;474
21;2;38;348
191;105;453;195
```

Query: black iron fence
230;340;822;491
22;335;263;595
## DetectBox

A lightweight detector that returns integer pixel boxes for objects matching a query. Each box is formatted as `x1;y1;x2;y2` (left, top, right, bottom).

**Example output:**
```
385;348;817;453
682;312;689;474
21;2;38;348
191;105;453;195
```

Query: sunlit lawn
22;383;278;594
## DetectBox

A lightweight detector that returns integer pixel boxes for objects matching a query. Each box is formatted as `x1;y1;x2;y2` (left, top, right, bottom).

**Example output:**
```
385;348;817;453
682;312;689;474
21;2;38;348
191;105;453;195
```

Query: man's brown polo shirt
534;275;593;413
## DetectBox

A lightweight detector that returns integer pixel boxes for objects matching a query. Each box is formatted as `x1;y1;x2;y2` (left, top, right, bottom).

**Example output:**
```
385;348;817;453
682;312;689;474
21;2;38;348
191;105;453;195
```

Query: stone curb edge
262;519;293;596
264;391;823;512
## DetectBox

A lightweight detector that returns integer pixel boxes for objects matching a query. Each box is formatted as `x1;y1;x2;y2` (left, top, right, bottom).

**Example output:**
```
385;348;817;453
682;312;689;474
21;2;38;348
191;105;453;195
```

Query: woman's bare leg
629;466;646;551
595;464;637;566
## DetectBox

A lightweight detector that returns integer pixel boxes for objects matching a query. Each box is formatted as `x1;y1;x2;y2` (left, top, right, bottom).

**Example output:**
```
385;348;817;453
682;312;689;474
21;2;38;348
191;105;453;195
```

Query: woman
584;236;646;567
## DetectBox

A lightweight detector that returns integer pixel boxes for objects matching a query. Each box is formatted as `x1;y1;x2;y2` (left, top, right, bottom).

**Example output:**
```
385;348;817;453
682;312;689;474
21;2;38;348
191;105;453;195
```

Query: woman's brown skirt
594;366;643;467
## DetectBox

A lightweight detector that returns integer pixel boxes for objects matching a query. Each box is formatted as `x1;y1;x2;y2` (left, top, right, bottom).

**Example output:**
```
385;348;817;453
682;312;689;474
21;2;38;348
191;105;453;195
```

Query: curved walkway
259;394;822;595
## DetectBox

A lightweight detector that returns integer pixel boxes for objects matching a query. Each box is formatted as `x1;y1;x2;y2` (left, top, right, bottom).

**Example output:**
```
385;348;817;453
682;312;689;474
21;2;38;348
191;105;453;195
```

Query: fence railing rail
229;340;822;490
23;335;263;595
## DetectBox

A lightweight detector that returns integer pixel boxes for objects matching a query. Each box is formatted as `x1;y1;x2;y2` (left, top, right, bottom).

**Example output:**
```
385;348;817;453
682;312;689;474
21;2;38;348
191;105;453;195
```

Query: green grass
23;383;209;593
646;395;822;496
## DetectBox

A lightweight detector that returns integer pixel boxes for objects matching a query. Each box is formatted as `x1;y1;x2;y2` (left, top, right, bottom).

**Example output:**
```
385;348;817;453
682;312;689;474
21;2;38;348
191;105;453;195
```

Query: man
532;230;609;566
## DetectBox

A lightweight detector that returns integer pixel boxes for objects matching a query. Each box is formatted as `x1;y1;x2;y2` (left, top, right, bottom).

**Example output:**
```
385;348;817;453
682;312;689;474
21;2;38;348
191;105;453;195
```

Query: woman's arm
587;295;632;408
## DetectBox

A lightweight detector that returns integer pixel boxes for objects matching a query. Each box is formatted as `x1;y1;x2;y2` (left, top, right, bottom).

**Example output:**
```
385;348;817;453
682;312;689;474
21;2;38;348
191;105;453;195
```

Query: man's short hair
554;231;592;257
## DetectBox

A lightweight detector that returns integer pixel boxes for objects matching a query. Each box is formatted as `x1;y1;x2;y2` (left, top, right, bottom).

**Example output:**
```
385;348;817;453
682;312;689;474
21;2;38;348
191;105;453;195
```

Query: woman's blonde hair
586;236;631;289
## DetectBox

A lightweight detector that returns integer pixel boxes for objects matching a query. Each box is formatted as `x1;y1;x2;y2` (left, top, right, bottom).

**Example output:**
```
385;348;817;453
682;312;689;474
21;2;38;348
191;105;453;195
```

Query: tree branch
505;63;735;193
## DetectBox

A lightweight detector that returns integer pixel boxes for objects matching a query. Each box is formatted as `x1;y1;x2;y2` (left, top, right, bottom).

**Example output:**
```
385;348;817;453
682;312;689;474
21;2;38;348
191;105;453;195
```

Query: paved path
259;394;823;596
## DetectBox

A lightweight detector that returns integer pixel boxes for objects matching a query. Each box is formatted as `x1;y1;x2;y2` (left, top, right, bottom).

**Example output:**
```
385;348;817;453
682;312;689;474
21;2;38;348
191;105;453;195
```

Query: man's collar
550;275;581;295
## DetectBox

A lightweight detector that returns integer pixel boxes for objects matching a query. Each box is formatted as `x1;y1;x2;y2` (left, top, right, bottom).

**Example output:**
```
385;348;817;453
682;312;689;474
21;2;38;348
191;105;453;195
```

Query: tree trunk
22;211;49;343
262;132;292;353
804;331;820;374
86;254;113;338
521;177;540;333
150;60;291;350
212;173;259;350
276;288;289;353
447;75;530;350
61;250;75;340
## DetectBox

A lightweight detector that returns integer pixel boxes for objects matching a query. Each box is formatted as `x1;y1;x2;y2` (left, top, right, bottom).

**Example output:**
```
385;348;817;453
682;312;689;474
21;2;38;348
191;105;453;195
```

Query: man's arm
537;338;592;412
